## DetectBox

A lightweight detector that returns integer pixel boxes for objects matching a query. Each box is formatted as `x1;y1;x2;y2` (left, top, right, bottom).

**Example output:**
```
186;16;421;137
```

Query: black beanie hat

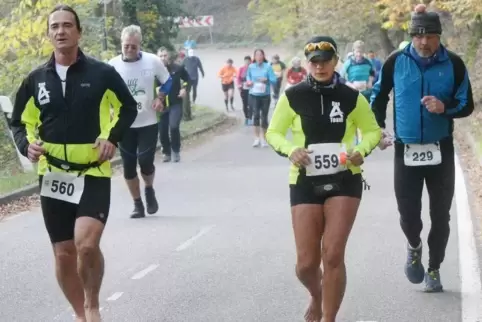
409;4;442;36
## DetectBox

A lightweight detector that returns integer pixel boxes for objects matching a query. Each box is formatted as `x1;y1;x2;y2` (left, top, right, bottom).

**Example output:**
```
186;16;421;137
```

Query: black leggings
250;94;270;129
240;89;250;119
191;78;199;102
119;124;158;180
159;103;183;155
272;77;282;99
394;137;455;270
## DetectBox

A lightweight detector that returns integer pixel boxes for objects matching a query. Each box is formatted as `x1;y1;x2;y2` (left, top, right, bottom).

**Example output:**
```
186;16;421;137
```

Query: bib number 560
51;180;75;196
314;154;339;169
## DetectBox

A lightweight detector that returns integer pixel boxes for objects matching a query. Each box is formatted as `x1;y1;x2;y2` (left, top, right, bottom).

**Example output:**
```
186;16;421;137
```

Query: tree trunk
0;113;23;176
379;27;396;57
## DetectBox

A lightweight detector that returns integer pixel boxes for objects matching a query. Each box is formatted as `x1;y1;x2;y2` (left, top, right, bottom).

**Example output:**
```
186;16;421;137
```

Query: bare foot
305;269;323;322
304;293;322;322
75;316;86;322
85;309;101;322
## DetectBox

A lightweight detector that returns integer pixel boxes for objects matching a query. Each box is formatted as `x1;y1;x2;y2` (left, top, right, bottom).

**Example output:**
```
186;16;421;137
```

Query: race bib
353;81;367;91
274;71;282;77
252;82;266;94
40;172;85;204
134;94;148;112
404;143;442;166
305;143;346;176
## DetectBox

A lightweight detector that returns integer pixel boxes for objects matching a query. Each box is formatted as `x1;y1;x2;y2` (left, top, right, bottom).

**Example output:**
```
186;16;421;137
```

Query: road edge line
454;153;482;322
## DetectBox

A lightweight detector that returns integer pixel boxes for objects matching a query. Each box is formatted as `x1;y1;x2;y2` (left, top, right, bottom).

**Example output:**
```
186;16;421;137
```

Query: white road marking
131;264;159;280
175;225;215;251
106;292;124;301
454;154;482;322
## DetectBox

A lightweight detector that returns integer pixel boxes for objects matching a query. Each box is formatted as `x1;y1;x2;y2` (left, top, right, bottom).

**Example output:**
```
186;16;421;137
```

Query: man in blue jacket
371;4;474;293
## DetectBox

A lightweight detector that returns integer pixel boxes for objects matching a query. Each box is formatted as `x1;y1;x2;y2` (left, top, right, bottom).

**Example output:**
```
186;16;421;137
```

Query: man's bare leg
141;172;154;188
292;204;325;322
75;217;105;322
53;241;86;321
126;177;141;199
321;197;360;322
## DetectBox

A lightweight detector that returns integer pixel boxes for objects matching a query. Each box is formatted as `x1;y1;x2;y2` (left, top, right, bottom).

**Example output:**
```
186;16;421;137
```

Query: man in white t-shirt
108;25;172;219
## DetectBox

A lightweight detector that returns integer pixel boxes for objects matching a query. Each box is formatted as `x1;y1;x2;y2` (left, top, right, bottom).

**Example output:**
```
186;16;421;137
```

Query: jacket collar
46;48;87;70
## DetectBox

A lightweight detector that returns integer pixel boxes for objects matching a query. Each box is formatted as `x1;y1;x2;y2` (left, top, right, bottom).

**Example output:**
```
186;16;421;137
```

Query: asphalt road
0;48;481;322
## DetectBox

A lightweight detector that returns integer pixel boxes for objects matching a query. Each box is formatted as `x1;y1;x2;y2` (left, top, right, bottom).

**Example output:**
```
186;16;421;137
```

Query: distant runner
246;49;277;147
270;54;286;103
285;56;307;90
237;55;253;125
182;48;204;104
342;40;375;101
158;48;190;163
108;25;172;219
217;58;237;111
266;36;381;322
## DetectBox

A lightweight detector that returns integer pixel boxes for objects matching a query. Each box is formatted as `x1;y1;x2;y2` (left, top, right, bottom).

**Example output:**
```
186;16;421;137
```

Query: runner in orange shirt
217;58;237;111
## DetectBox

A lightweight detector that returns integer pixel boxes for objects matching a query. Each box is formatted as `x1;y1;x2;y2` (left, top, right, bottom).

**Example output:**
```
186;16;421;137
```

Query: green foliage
121;0;185;52
0;0;116;98
0;113;22;177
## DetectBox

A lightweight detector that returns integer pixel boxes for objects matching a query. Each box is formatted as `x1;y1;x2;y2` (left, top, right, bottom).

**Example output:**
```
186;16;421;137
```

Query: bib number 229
411;151;433;162
404;143;442;166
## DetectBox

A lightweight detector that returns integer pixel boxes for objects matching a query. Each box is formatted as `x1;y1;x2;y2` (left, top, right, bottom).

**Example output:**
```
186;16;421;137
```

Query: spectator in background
182;48;204;104
237;55;253;125
367;50;382;83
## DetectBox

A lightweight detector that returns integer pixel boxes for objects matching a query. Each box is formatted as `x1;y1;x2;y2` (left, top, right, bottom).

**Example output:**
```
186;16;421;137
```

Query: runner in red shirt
285;56;307;89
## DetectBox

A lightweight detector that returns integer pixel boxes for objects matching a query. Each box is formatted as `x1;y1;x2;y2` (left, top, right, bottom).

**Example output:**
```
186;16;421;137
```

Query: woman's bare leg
321;196;360;322
292;204;325;322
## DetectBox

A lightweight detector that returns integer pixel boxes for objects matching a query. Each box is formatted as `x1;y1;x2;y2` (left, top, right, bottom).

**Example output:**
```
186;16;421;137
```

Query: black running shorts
290;173;363;206
39;175;111;243
222;82;234;92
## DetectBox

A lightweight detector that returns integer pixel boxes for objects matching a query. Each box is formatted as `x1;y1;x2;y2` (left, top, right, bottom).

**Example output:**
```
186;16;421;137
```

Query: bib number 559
314;154;339;169
51;179;75;196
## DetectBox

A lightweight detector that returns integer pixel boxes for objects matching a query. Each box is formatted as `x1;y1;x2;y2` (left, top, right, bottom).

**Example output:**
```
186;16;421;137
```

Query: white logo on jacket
37;82;50;105
329;102;344;123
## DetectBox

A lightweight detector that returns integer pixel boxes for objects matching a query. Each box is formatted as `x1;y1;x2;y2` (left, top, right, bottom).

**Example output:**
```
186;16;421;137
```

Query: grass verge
0;169;38;196
0;105;225;198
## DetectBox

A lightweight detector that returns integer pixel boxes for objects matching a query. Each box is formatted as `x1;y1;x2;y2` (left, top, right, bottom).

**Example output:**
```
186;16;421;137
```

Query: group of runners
217;51;309;147
7;3;476;322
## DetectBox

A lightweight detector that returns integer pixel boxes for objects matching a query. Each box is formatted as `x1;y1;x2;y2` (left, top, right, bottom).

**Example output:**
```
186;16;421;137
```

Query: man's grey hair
352;40;365;52
121;25;142;42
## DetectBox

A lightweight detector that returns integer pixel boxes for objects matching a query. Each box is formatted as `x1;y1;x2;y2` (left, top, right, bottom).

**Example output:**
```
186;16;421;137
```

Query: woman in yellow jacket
266;36;381;322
